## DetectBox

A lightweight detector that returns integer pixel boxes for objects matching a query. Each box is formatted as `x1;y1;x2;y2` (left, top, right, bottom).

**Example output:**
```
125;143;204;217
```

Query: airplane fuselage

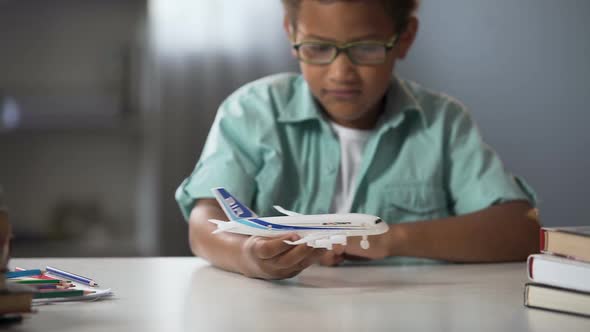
227;213;388;238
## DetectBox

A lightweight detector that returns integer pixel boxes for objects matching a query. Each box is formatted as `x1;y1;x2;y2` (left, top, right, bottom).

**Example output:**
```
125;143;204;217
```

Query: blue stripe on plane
248;218;351;231
235;218;267;230
217;188;256;219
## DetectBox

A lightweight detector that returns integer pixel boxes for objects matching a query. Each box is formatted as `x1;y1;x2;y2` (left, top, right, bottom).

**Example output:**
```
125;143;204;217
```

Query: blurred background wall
0;0;148;256
0;0;588;257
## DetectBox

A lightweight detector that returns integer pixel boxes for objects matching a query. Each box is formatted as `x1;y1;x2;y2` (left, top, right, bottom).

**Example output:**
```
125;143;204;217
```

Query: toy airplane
208;187;388;250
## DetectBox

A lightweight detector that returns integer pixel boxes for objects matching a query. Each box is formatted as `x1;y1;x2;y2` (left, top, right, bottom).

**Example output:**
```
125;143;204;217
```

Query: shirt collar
278;75;427;129
379;76;427;130
277;76;323;123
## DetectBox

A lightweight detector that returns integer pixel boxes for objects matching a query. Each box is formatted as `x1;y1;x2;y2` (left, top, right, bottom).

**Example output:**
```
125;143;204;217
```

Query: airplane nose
378;222;389;234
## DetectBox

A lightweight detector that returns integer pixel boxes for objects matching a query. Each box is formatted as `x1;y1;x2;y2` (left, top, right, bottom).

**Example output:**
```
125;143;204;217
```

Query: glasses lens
298;43;335;64
348;44;387;64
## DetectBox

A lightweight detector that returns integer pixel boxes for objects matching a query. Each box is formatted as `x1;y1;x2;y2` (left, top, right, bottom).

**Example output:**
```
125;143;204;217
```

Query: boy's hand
239;234;325;279
318;245;345;266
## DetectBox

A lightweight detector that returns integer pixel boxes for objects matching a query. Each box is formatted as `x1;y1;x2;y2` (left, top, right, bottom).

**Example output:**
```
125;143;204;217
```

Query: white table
10;257;590;331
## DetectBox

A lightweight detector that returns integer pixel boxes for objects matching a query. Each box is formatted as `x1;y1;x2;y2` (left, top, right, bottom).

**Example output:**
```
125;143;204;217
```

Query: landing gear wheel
360;236;370;250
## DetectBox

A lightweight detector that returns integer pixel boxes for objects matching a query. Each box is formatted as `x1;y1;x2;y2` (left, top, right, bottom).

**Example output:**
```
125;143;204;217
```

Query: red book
540;226;590;263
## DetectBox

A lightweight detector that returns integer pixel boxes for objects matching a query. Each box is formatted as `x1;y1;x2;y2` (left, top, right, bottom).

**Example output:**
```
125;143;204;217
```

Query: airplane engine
329;235;347;245
314;239;333;250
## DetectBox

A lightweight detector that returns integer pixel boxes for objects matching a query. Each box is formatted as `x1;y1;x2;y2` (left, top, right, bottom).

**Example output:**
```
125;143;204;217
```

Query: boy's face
286;0;416;129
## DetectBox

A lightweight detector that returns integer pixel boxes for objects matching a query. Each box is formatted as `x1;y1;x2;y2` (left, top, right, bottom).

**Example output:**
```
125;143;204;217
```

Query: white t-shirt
329;122;374;213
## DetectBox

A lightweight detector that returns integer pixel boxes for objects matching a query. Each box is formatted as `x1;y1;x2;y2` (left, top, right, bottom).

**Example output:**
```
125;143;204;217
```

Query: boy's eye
303;44;333;53
352;44;382;54
349;44;387;63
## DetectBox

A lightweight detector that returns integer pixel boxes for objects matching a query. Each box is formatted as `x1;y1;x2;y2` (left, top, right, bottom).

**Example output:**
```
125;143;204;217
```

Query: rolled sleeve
175;99;260;220
446;106;537;215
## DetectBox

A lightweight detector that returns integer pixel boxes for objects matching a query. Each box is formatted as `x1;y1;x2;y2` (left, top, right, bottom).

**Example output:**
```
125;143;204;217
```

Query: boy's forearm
389;201;540;262
188;201;248;274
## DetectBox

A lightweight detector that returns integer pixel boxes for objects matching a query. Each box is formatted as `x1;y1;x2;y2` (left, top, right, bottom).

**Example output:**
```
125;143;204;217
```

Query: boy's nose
327;52;359;82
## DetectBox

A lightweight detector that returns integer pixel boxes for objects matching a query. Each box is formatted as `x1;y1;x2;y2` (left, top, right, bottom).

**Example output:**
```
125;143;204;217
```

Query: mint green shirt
176;73;535;225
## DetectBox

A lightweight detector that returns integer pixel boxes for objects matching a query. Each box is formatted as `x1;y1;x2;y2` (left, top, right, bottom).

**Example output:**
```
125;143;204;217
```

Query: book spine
523;284;530;306
539;228;547;251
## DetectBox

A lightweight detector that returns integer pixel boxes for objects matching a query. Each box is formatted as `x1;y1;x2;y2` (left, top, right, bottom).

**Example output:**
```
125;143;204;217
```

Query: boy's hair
282;0;420;35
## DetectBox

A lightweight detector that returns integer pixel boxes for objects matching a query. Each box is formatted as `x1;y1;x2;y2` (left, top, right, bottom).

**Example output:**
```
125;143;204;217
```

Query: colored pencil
13;279;61;285
15;267;59;280
34;289;89;299
45;266;99;287
29;283;75;290
6;269;43;278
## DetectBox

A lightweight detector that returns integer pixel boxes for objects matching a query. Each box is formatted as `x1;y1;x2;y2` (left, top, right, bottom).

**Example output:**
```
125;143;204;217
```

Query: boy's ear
283;15;294;42
396;16;419;60
283;15;298;58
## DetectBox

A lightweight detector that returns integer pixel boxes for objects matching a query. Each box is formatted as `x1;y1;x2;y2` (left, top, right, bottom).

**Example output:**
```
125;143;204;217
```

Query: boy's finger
305;248;328;266
278;248;325;278
332;254;345;266
332;244;345;255
319;251;344;266
280;248;326;277
254;234;298;260
272;243;317;269
319;252;335;266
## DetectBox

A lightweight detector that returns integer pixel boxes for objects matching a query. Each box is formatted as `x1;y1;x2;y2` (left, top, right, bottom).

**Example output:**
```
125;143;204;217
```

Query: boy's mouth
323;88;362;99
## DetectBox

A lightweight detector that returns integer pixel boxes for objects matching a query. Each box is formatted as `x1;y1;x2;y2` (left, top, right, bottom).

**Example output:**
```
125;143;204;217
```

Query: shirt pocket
383;183;450;223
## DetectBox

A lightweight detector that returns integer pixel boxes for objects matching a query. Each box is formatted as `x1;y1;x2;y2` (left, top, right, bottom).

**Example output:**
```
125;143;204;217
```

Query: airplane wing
273;205;303;216
208;219;238;234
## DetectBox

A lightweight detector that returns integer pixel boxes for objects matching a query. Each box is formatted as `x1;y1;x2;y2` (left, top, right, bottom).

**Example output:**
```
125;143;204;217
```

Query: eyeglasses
292;35;399;65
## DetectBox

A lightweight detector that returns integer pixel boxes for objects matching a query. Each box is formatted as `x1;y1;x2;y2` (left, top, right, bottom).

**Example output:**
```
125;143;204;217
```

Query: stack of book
1;200;34;322
525;226;590;317
0;280;35;322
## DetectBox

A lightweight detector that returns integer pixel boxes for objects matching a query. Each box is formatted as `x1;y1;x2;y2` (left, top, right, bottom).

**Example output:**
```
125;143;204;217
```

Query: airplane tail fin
211;187;257;220
209;219;237;234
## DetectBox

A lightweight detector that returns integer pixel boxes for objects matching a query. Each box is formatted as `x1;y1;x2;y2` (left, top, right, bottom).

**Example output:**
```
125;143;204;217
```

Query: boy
176;0;540;279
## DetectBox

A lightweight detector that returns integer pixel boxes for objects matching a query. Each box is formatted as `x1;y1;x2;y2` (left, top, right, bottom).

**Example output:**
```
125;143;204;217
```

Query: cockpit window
375;219;383;224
